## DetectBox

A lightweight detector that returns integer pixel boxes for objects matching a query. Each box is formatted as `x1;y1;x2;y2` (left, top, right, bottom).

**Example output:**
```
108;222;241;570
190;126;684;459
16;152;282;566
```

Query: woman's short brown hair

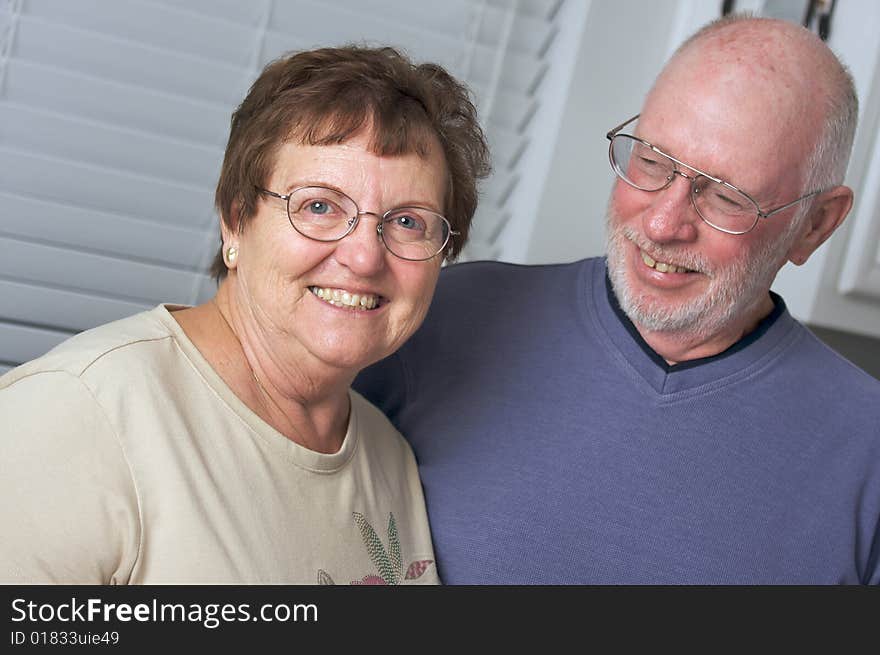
210;45;491;279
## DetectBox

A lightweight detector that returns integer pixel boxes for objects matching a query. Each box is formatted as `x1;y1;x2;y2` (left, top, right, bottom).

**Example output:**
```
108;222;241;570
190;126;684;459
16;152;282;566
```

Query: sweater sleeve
0;370;141;583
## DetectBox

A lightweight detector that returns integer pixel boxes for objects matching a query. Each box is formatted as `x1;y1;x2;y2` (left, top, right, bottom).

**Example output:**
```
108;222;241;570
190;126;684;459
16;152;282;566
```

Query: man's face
605;59;815;342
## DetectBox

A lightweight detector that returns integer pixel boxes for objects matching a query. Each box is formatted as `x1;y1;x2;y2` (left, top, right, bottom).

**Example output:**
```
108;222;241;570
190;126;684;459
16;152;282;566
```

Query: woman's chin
305;338;388;377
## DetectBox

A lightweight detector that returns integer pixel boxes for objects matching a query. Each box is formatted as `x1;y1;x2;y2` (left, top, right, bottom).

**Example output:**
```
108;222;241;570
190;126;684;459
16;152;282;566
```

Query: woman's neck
172;290;351;454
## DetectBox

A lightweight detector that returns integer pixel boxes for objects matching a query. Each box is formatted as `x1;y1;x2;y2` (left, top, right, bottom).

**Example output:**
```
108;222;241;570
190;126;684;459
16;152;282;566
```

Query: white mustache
620;225;713;277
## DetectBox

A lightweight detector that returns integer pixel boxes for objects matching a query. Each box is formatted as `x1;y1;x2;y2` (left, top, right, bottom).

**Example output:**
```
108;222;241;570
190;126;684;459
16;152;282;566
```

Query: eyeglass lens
284;187;450;260
610;135;758;234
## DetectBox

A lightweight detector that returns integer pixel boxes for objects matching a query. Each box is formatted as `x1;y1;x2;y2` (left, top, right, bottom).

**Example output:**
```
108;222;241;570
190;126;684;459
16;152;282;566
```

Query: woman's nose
333;213;387;275
642;172;700;244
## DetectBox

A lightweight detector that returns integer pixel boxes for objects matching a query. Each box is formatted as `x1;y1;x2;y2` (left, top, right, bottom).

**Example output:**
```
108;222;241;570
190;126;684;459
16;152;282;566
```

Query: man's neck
634;293;777;366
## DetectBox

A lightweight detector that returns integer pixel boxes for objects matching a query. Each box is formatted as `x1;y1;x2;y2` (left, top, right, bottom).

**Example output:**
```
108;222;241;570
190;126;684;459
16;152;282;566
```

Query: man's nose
642;171;700;244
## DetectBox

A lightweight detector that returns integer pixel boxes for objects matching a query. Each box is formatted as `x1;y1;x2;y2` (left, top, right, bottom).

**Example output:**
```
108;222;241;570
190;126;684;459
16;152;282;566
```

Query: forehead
636;60;816;196
269;131;449;203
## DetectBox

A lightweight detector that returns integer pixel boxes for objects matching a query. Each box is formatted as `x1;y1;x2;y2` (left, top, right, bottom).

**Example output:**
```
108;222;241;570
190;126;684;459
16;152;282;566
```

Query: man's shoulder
399;257;602;357
771;321;880;424
441;256;599;279
793;324;880;394
436;257;601;297
350;389;414;458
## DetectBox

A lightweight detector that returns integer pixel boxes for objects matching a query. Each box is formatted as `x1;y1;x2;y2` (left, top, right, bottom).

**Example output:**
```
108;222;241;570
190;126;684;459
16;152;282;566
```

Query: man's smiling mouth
640;249;696;274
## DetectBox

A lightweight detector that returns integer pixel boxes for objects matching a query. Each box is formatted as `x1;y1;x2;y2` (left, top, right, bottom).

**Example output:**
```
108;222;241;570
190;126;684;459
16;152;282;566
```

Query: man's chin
610;266;716;335
621;296;707;334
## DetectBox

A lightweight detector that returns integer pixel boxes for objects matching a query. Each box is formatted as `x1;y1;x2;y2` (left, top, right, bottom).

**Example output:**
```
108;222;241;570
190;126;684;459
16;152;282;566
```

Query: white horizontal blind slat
0;0;17;83
0;5;12;48
22;0;259;66
145;0;266;27
0;192;211;269
12;16;251;105
480;6;554;56
0;279;151;333
4;60;231;146
0;148;215;228
0;103;223;187
487;124;527;172
479;171;519;209
479;86;538;131
488;0;562;20
266;0;549;56
0;321;71;363
260;25;544;98
0;236;211;305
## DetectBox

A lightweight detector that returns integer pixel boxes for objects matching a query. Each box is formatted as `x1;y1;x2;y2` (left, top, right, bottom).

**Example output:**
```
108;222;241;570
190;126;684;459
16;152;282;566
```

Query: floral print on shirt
317;512;434;585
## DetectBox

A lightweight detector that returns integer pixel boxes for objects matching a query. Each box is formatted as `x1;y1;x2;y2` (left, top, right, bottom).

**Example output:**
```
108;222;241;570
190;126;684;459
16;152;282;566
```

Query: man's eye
711;191;746;209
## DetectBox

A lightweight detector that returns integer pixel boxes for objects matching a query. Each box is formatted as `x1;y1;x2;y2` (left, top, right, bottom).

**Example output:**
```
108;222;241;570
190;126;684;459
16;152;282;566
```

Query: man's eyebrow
638;136;733;183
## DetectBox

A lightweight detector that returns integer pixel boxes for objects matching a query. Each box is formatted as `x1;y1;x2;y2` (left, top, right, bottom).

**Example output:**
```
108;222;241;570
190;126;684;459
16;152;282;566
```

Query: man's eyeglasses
606;114;822;235
257;186;456;261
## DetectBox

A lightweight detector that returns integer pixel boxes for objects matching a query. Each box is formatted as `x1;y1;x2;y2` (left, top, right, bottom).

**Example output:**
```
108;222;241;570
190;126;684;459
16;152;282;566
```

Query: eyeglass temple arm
606;114;641;140
759;189;823;219
256;188;290;201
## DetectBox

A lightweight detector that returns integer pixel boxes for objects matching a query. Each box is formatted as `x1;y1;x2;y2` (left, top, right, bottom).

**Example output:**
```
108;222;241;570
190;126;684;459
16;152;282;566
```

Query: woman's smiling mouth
309;286;382;310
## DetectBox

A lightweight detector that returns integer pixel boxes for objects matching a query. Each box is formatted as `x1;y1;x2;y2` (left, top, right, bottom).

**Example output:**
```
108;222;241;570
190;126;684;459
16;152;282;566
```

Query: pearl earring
226;246;238;263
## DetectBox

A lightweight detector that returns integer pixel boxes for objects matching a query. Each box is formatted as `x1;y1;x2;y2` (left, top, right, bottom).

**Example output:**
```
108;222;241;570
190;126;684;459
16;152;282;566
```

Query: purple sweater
355;258;880;584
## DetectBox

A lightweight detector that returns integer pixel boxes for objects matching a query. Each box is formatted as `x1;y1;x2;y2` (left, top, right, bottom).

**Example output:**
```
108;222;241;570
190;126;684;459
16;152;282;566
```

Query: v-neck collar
580;258;800;396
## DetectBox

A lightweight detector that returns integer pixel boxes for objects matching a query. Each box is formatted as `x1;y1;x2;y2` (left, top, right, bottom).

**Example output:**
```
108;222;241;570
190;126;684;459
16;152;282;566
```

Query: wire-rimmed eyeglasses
257;186;456;261
606;114;823;235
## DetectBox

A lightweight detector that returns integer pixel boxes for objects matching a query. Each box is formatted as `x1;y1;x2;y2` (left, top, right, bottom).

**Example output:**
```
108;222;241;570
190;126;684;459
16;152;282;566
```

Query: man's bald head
658;15;858;194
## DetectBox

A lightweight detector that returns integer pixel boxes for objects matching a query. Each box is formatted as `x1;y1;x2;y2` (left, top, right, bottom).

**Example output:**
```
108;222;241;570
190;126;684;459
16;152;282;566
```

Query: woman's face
223;130;448;377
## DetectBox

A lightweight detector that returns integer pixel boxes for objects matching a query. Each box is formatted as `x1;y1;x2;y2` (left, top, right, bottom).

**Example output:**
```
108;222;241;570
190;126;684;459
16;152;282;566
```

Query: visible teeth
641;250;690;274
309;287;379;310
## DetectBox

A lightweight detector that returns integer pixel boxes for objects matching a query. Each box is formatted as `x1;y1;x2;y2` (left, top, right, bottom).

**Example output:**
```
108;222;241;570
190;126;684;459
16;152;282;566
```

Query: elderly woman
0;46;489;584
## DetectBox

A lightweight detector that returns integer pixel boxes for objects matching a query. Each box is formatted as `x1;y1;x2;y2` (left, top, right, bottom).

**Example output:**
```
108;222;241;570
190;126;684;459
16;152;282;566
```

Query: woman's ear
220;200;243;269
786;185;853;266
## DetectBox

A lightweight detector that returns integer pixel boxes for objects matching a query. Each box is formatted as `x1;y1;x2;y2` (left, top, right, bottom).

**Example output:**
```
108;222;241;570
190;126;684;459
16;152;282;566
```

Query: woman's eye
307;201;331;215
394;214;425;231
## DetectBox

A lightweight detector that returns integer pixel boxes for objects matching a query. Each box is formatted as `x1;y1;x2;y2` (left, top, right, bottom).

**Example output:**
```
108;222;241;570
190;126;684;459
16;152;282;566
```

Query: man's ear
786;185;853;266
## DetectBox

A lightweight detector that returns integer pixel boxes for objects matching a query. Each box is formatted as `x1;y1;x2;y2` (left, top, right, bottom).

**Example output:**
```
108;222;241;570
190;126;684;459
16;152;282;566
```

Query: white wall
524;0;682;264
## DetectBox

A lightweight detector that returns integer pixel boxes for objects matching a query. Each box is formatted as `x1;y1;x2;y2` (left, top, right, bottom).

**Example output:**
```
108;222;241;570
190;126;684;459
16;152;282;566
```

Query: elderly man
355;15;880;584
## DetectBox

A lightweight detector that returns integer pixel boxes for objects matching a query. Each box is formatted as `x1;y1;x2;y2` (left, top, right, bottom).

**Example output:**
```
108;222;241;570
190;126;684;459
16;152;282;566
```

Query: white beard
604;203;801;341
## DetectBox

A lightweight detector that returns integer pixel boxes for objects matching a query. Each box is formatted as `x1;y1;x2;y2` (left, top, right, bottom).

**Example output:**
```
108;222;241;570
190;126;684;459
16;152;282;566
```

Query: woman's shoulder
2;305;179;386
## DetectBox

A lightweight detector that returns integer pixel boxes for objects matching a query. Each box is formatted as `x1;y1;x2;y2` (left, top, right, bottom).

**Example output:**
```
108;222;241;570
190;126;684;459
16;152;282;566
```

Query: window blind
0;0;565;370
